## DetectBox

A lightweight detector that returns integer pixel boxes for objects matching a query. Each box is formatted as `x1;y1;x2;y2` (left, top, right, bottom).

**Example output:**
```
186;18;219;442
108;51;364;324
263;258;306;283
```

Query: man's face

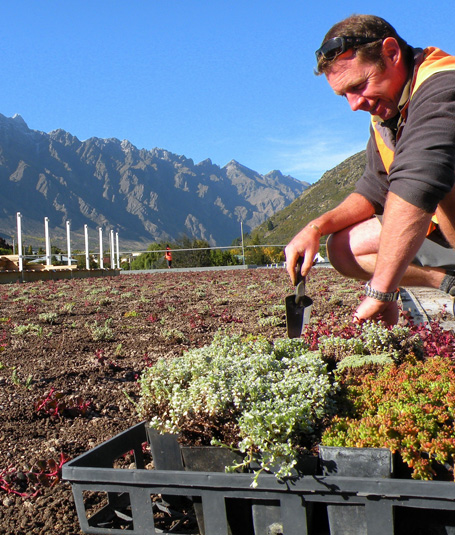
325;51;405;121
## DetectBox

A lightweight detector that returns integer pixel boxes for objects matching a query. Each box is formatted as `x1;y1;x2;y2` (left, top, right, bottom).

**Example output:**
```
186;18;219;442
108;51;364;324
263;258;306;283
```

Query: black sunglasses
315;36;381;62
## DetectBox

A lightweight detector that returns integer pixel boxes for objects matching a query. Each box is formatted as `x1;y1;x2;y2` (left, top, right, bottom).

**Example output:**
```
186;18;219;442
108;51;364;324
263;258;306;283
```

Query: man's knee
326;221;379;279
326;231;351;273
326;233;336;259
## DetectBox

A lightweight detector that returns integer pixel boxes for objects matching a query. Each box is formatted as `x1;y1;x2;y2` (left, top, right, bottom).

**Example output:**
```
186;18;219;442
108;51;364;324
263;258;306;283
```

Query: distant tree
210;248;242;266
130;242;168;270
245;233;268;265
0;236;12;255
76;254;97;269
175;236;211;268
262;246;284;264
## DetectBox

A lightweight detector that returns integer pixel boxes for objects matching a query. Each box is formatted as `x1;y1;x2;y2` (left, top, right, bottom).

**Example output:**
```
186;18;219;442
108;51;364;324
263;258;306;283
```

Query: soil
0;266;378;534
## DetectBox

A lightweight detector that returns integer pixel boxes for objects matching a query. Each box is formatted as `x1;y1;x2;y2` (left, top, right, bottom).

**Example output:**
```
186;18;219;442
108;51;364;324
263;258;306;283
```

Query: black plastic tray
62;421;455;535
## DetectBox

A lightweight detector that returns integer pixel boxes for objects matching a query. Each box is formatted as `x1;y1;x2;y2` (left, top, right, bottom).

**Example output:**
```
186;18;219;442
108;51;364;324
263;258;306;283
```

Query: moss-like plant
87;319;114;341
321;356;455;480
318;321;423;365
335;353;394;371
137;333;337;485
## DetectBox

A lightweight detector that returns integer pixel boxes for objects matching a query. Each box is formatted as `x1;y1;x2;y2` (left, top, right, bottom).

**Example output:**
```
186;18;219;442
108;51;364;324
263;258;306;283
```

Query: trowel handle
295;257;306;303
295;257;304;285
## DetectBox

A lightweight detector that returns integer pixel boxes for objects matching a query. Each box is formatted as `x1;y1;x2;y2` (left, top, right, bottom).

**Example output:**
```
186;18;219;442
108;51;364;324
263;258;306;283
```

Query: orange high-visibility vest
372;47;455;234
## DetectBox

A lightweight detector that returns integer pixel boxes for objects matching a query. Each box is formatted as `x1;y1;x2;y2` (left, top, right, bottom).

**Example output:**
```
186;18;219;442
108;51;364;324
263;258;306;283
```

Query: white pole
45;217;51;266
84;225;90;270
110;230;115;269
98;228;104;269
115;232;120;269
66;221;72;266
241;221;245;265
16;212;23;272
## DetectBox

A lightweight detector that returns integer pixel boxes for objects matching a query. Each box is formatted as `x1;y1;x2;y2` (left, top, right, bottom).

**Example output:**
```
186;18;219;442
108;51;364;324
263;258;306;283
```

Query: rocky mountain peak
0;114;308;249
11;114;28;128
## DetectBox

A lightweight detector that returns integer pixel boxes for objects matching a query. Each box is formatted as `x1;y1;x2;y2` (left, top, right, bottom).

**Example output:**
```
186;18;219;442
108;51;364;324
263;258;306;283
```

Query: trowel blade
285;294;313;338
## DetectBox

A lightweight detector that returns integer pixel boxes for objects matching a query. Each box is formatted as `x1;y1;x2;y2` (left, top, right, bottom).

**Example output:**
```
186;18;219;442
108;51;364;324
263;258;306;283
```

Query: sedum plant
137;333;337;484
87;319;114;341
321;356;455;480
318;321;423;366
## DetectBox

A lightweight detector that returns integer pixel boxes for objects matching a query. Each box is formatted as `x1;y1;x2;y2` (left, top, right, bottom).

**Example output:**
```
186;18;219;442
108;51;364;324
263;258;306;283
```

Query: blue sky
1;1;454;183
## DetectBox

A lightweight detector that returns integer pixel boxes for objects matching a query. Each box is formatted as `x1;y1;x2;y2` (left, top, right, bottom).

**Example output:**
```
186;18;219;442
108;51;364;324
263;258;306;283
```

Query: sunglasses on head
315;36;381;62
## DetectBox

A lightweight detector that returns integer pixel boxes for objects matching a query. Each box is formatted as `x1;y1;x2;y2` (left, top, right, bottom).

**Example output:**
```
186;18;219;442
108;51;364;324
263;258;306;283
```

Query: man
285;14;455;325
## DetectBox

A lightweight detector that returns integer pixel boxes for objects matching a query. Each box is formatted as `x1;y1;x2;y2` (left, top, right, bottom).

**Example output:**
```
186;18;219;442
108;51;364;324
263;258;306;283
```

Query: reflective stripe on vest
373;127;394;173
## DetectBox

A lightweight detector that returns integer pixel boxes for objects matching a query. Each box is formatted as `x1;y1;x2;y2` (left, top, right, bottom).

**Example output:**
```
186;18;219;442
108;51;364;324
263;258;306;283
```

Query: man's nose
346;93;368;112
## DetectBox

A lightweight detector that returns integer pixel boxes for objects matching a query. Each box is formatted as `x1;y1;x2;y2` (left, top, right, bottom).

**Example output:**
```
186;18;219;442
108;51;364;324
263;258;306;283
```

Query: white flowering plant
317;321;423;367
137;332;337;485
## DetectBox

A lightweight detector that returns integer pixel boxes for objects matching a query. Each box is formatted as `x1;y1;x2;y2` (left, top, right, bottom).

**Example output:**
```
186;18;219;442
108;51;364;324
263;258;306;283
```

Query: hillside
0;114;308;250
250;150;367;245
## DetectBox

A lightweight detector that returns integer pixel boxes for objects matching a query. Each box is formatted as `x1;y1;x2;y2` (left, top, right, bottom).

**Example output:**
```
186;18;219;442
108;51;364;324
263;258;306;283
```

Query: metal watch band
365;281;400;302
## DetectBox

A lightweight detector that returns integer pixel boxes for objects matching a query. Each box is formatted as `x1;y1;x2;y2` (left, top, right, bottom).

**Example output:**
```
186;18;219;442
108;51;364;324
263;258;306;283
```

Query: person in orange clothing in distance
165;246;172;269
285;14;455;326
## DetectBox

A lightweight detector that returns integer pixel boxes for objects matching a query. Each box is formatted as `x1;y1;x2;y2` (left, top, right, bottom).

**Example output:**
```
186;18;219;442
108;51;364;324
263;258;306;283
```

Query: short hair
316;14;411;75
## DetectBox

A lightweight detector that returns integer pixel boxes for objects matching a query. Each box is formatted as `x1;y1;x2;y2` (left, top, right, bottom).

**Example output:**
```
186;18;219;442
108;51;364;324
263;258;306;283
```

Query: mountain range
250;150;367;245
0;114;309;250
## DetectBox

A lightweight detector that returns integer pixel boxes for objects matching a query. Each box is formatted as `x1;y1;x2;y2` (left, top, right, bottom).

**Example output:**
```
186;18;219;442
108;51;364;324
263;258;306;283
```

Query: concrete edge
399;287;430;325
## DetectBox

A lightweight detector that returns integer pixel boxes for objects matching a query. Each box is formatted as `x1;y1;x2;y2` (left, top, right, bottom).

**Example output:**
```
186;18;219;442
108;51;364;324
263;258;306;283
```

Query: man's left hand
353;296;399;326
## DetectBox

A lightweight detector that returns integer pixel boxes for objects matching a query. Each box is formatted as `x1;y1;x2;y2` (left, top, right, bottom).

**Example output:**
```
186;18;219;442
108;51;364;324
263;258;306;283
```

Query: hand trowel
285;261;313;338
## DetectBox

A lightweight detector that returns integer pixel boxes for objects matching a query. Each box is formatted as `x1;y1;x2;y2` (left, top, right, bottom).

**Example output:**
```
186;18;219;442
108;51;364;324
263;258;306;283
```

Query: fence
11;212;326;272
13;212;121;271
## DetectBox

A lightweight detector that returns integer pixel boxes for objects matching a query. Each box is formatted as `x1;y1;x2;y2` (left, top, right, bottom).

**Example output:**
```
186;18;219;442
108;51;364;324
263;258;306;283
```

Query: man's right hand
284;224;322;285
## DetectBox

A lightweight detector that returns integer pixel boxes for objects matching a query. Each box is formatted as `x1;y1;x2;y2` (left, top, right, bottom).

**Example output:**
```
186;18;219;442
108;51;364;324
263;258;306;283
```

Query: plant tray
62;421;455;535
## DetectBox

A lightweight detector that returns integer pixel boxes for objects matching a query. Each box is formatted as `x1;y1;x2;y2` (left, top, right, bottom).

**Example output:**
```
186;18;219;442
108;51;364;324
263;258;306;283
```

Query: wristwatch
365;281;400;302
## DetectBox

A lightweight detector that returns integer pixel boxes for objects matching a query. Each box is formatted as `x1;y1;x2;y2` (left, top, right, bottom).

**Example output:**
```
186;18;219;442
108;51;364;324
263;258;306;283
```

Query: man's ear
382;37;401;65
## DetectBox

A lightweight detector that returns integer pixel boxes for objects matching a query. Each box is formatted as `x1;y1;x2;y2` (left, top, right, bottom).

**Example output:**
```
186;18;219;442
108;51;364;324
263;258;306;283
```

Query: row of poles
16;212;120;272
